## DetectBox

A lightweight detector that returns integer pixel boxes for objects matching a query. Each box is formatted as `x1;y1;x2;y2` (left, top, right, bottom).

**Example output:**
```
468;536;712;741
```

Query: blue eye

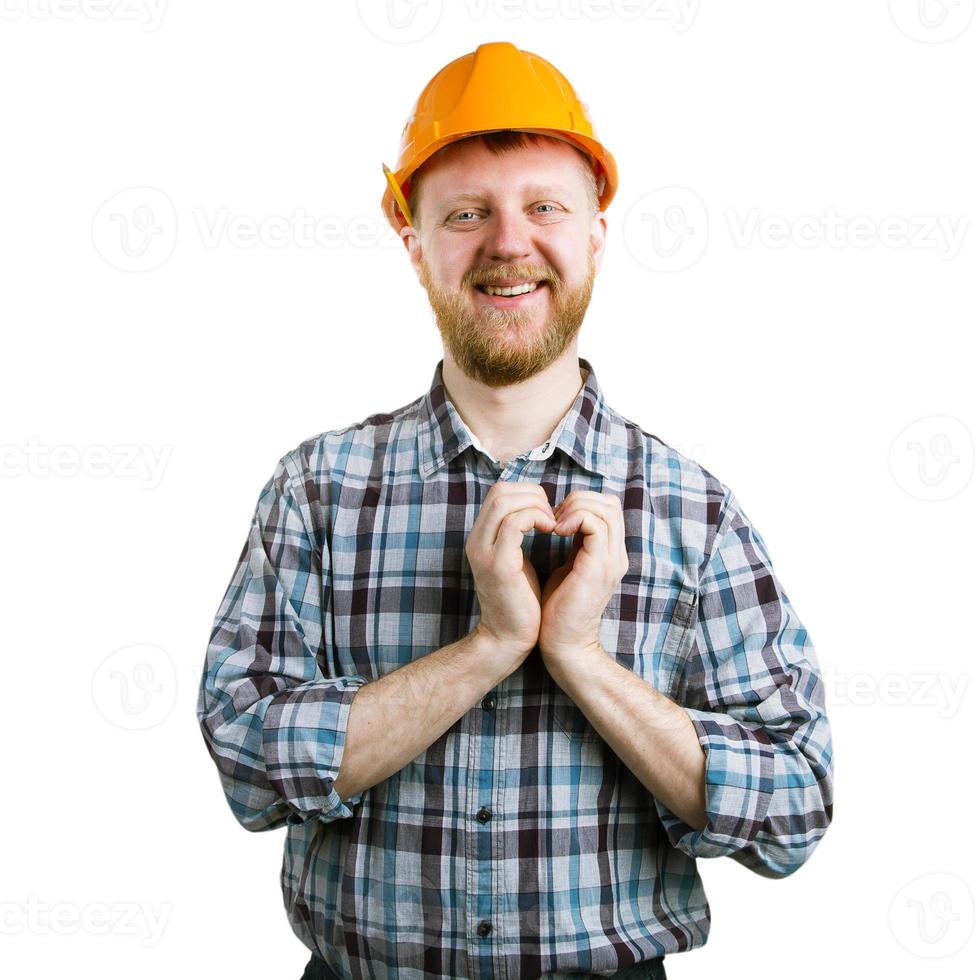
449;204;560;223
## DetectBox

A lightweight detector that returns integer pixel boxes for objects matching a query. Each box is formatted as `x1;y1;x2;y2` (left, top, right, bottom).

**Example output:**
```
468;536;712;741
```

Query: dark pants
300;950;667;979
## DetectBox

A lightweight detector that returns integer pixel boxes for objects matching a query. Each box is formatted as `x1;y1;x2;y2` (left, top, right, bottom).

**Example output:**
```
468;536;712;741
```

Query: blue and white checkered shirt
197;356;834;978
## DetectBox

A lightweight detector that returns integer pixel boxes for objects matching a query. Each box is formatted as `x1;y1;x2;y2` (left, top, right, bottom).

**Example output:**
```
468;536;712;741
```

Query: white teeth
480;281;541;297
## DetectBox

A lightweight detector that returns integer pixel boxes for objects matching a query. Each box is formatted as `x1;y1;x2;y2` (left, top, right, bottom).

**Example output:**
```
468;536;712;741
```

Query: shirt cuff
654;706;775;859
260;674;371;826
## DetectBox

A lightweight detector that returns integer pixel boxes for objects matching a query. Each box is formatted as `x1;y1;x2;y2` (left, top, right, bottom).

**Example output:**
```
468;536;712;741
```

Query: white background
1;1;977;977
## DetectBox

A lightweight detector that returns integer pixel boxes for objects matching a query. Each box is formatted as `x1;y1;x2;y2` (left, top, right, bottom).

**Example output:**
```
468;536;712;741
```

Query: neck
440;349;587;467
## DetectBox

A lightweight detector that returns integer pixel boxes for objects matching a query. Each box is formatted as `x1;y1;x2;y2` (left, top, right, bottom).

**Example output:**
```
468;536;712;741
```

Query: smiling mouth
474;280;548;298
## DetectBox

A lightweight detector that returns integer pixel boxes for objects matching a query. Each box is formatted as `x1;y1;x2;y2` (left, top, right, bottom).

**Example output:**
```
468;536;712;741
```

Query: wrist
469;622;530;670
541;640;606;685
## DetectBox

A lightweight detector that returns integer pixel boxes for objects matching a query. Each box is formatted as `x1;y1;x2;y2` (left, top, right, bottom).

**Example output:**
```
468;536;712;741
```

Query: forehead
417;138;589;205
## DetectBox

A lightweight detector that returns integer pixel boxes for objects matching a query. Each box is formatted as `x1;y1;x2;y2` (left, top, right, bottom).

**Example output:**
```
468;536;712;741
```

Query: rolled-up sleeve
654;491;834;878
196;452;370;832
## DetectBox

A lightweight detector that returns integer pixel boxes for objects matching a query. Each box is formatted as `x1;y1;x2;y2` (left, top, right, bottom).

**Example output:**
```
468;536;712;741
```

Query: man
197;42;834;980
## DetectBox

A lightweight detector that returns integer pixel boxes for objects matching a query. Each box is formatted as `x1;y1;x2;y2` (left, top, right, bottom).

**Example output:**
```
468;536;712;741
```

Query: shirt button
477;920;493;938
476;806;492;823
542;442;550;451
481;695;496;711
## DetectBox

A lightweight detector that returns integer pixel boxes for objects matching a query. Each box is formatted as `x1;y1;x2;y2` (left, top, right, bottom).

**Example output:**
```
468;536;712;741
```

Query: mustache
465;265;561;288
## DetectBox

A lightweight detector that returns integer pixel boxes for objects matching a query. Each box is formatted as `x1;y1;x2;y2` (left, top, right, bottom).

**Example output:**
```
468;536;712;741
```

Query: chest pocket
555;578;698;743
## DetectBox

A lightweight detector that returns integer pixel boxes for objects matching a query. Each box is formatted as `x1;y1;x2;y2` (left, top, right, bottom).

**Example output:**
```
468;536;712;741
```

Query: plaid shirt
197;356;834;979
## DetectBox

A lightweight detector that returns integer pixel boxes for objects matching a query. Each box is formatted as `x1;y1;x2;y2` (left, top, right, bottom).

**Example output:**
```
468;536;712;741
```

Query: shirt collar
417;356;616;481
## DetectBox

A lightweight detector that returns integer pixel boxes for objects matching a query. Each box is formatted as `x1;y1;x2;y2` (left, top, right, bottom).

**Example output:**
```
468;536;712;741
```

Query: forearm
333;628;517;801
547;647;708;830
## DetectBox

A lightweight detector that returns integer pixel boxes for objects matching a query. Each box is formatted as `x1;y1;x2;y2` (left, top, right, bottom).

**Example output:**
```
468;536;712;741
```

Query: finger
510;481;553;504
555;490;599;511
494;506;558;553
470;490;556;553
554;508;608;555
558;490;621;513
556;507;621;575
485;483;554;516
488;498;556;546
556;499;621;552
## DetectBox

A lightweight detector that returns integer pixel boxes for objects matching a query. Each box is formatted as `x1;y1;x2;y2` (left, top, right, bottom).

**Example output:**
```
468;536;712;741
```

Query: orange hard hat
381;41;618;234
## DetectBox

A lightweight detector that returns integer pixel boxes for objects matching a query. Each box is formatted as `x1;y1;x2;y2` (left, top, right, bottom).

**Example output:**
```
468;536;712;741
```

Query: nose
483;207;533;263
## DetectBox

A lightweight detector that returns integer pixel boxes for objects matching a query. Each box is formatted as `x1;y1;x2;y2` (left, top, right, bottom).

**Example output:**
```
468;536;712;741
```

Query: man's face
402;138;606;388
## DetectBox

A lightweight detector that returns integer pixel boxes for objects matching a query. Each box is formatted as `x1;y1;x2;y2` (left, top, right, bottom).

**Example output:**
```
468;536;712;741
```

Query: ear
590;211;607;276
401;222;422;280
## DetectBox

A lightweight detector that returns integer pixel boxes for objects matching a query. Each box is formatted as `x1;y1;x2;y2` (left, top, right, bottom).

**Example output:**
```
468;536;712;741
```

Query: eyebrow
437;185;578;208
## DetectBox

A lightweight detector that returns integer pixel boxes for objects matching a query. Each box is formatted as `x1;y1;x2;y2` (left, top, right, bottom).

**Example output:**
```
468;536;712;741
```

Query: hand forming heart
539;490;630;666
